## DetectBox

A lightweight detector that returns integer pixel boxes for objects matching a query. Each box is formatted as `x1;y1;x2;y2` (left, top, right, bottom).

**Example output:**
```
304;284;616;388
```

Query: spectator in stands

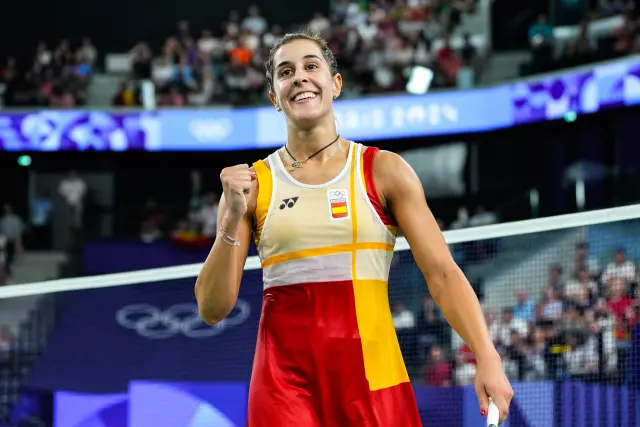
112;80;140;106
417;295;450;359
242;5;268;35
77;37;98;68
573;241;600;278
454;349;476;385
392;301;416;330
513;289;536;323
602;248;636;285
0;326;11;366
423;345;452;386
460;32;477;63
436;35;462;87
529;13;554;43
525;327;548;380
450;206;469;229
35;43;52;69
612;11;637;55
58;169;86;232
130;41;153;80
195;192;219;239
541;285;564;320
608;277;633;319
564;330;599;378
139;198;165;243
547;264;565;293
500;346;519;381
0;204;24;278
309;12;332;39
506;329;529;381
392;301;418;366
585;317;617;375
468;205;497;227
490;307;528;346
559;303;589;342
566;266;597;304
526;14;555;74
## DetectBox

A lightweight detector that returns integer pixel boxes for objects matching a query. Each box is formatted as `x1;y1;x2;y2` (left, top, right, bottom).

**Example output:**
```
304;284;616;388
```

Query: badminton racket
487;399;500;427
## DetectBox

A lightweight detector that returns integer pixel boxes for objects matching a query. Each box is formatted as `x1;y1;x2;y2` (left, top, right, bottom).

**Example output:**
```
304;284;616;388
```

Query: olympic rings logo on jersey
328;189;347;198
115;301;251;339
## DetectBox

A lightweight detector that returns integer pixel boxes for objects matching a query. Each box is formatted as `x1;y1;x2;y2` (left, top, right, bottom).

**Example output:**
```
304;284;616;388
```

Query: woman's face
269;39;342;127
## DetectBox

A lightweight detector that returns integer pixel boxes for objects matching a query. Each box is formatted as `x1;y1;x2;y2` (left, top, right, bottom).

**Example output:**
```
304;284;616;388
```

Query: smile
292;92;318;102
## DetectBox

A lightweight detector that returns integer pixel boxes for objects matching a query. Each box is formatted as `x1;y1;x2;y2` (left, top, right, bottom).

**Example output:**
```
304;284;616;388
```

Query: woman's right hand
220;164;256;218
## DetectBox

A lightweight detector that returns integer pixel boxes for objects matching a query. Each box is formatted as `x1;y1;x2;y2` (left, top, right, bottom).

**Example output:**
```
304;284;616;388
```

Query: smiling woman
195;30;513;427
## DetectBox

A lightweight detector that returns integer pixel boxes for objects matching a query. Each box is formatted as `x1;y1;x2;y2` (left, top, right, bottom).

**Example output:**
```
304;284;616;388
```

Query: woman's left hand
474;350;514;424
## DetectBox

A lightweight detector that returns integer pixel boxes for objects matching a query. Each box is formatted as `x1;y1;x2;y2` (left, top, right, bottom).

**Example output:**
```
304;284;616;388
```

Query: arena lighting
406;66;434;95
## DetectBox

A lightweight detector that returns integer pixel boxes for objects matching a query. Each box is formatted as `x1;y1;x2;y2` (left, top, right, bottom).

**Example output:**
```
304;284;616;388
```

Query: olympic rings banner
1;56;640;151
26;273;264;394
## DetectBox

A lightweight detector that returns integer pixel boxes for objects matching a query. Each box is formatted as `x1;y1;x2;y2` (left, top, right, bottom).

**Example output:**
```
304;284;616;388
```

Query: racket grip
487;399;500;427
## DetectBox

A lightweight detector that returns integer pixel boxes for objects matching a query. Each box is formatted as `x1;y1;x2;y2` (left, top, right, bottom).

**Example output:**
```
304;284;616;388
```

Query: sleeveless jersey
248;142;422;427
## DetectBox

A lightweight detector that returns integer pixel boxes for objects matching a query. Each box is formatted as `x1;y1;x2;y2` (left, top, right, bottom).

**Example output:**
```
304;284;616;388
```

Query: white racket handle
487;399;500;427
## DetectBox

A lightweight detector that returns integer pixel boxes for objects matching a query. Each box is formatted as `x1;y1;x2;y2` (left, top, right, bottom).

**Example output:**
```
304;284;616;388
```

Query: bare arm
375;150;513;420
195;168;257;325
375;151;494;359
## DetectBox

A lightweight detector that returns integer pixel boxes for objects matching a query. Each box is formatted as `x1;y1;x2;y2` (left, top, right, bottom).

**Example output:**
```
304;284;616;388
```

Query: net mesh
1;209;640;426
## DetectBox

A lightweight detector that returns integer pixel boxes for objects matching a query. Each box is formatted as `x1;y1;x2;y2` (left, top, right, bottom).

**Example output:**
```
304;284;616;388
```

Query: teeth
294;92;316;101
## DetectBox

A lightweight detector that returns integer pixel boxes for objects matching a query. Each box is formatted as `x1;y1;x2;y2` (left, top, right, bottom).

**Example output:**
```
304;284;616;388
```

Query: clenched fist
220;164;256;218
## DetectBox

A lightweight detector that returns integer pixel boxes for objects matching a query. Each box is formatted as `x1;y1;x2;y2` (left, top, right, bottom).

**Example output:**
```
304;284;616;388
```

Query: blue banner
52;381;640;427
2;57;640;151
27;273;263;393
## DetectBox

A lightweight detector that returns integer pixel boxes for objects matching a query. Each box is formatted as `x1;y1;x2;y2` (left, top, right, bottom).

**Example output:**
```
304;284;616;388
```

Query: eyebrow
275;54;323;70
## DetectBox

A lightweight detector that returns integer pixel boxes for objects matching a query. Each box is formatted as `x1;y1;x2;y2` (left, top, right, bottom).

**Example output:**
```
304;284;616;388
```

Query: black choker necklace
284;135;341;169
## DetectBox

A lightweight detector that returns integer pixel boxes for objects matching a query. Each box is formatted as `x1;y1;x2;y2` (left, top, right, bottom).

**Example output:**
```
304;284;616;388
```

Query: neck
286;116;340;161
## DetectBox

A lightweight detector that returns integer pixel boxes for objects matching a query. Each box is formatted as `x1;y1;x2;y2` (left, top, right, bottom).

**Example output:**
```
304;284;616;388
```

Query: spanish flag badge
327;189;349;221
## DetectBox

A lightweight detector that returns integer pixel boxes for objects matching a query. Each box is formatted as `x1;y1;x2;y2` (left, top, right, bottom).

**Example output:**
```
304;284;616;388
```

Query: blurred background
1;0;640;425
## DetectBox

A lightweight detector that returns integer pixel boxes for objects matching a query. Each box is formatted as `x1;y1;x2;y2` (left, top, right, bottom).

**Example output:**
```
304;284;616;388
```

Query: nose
293;74;309;86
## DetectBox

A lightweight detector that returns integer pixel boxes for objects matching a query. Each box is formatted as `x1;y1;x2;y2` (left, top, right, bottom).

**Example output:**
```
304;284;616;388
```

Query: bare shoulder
372;150;420;196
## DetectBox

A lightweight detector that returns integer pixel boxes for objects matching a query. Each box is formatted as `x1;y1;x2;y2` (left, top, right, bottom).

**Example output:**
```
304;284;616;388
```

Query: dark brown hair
265;29;339;93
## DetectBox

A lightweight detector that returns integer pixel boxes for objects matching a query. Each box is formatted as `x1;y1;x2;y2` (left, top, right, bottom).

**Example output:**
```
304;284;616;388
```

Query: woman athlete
195;31;513;427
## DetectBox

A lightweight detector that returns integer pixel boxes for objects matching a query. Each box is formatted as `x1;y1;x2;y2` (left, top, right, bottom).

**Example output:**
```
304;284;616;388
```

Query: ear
332;73;343;100
269;91;281;111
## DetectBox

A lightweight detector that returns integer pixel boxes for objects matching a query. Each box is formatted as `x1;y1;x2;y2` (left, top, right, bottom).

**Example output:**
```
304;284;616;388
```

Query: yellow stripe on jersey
253;159;272;247
352;279;410;390
353;145;410;391
261;242;394;268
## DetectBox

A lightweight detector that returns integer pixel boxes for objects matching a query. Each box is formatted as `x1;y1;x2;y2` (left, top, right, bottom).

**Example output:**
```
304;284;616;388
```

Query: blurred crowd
392;241;640;386
0;204;24;286
522;8;638;76
140;170;220;246
114;0;482;108
0;39;97;107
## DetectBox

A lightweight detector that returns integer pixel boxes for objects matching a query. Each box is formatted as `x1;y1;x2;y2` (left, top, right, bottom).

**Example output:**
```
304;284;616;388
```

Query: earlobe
268;91;280;111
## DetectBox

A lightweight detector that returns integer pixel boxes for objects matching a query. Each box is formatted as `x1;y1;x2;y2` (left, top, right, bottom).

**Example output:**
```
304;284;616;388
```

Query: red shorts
247;281;423;427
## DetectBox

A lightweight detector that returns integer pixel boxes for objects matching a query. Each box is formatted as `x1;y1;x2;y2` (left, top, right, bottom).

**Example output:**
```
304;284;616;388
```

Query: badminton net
1;205;640;427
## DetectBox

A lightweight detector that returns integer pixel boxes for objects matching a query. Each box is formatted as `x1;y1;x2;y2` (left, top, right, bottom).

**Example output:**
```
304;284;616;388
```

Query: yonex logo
279;197;299;210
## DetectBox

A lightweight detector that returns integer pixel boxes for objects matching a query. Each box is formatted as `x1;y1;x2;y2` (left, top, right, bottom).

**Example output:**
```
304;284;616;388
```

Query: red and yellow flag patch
327;189;349;221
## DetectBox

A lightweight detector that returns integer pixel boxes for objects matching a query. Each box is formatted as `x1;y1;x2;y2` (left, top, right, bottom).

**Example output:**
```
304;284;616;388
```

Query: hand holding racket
487;399;500;427
475;351;514;425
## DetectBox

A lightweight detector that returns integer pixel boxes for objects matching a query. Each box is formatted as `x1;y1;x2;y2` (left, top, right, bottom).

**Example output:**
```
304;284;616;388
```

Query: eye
306;63;318;70
279;69;292;77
